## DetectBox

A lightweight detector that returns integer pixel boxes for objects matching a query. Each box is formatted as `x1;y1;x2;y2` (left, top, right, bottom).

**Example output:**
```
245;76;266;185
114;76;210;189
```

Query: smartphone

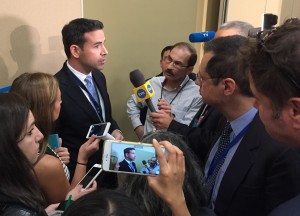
48;134;60;149
102;140;164;176
77;164;102;190
86;122;111;139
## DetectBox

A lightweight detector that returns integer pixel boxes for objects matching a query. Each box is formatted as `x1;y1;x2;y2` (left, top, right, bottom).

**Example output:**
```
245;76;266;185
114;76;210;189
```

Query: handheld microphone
129;69;156;112
142;160;151;171
189;31;215;43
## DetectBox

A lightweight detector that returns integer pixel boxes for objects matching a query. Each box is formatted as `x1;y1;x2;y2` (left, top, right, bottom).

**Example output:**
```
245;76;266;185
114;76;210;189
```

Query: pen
65;194;72;210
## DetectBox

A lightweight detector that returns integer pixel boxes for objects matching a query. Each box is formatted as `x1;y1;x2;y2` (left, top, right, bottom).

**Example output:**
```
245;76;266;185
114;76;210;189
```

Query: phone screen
87;123;108;138
105;141;165;175
79;166;102;188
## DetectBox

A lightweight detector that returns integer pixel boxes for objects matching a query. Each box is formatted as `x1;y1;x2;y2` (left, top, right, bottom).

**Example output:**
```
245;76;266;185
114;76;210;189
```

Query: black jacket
0;193;46;216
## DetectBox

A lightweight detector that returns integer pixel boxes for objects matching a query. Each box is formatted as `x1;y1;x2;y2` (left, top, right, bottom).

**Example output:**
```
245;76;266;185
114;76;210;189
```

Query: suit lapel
92;71;110;120
60;64;101;122
215;114;261;213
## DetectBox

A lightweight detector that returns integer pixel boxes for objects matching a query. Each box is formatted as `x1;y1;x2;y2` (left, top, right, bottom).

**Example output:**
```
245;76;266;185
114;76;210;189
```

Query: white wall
0;0;82;87
225;0;300;27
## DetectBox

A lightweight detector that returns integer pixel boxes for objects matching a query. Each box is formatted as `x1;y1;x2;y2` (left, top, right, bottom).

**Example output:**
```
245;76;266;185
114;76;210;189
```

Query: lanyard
193;104;209;127
206;122;251;179
160;79;190;105
67;71;103;122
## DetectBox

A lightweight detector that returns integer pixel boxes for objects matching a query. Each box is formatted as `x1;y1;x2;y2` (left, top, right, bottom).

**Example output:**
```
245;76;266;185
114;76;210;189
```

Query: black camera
248;13;278;38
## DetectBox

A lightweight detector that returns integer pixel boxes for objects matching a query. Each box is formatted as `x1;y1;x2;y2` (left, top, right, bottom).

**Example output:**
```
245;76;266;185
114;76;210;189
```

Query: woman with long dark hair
0;93;96;215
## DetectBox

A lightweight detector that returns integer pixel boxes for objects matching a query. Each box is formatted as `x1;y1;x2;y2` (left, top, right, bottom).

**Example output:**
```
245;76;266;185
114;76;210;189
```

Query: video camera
248;13;278;38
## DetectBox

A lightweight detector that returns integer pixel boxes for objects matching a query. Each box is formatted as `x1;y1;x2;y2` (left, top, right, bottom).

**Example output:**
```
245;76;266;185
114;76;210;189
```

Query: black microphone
142;160;151;171
129;69;156;112
189;31;215;43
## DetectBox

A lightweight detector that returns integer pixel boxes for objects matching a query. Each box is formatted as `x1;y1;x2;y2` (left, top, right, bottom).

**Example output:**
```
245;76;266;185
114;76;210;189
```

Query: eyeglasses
163;56;189;69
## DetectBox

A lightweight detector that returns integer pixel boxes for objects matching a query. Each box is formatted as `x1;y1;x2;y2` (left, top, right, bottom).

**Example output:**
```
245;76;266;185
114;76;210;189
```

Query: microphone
142;160;151;171
129;69;156;112
189;31;215;43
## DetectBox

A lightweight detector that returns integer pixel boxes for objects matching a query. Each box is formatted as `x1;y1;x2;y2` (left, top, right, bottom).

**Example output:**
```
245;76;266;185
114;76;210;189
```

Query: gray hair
219;21;254;37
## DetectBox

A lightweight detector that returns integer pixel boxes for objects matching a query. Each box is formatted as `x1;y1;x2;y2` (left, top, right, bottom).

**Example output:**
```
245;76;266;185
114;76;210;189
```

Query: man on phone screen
118;148;137;173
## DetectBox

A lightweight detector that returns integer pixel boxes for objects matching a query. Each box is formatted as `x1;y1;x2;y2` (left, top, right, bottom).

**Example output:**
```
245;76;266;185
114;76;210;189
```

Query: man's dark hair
124;147;135;157
62;18;104;58
160;45;173;59
172;42;197;67
249;18;300;117
203;35;252;97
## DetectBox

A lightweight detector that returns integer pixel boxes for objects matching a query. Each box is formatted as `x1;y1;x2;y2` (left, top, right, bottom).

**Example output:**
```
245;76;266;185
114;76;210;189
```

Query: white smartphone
77;164;102;190
86;122;111;139
102;140;165;176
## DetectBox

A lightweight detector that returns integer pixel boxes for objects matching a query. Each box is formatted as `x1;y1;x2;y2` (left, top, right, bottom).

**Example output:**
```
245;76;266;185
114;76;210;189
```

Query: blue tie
85;76;103;121
205;122;232;199
85;76;99;104
129;162;135;172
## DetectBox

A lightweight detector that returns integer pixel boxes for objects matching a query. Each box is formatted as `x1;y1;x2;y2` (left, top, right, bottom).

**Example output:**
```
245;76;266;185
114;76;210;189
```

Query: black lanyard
68;70;103;122
206;122;251;179
160;78;190;105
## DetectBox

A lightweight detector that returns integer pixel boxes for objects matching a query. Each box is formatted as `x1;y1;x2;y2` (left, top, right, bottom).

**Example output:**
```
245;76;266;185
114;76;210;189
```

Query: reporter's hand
134;125;144;140
150;110;174;130
111;129;124;140
157;99;172;113
67;181;97;201
147;139;190;216
45;203;60;213
55;146;70;165
77;135;100;163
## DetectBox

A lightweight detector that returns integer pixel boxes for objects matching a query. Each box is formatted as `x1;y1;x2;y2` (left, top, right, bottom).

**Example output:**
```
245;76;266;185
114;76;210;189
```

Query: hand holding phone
76;164;102;190
146;139;189;216
86;123;111;139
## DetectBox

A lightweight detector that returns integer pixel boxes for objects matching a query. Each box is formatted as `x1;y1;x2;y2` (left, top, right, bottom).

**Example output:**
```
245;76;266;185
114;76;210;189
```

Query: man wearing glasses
198;35;300;216
127;42;202;140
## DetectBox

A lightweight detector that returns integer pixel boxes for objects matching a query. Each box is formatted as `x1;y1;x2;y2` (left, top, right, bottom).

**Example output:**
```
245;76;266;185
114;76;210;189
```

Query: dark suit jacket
118;160;137;173
168;104;225;167
269;194;300;216
211;114;300;216
55;62;120;188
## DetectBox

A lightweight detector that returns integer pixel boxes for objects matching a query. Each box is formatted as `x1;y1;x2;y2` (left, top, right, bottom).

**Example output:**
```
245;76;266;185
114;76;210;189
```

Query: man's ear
70;45;80;58
222;78;236;96
288;97;300;129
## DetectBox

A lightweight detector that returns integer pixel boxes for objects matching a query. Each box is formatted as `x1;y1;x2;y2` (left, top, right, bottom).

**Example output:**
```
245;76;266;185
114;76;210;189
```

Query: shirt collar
229;107;257;136
66;61;92;83
162;75;190;90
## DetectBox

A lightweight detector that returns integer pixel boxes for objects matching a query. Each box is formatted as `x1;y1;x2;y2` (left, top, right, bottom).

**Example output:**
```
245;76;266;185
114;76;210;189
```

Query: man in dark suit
248;18;300;216
55;18;123;188
118;148;137;173
150;21;254;167
198;36;300;216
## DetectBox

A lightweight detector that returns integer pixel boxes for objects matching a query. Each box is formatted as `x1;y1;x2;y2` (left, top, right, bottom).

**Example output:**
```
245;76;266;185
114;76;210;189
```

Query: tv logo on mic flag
133;81;155;102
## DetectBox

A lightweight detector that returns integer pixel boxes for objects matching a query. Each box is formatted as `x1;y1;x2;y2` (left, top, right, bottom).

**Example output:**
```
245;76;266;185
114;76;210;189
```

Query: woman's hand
66;181;97;202
55;145;70;165
147;139;190;216
77;135;100;163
